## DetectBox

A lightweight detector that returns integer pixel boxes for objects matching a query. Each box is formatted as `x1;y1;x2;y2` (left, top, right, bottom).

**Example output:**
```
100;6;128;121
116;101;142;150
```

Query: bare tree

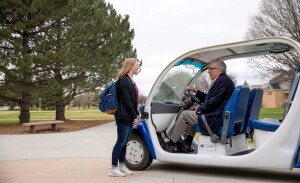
245;0;300;80
228;73;237;86
138;92;147;105
195;73;210;93
195;72;237;93
73;92;95;109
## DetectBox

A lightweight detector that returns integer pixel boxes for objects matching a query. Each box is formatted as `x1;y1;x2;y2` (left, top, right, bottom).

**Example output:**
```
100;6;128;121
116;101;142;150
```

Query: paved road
0;122;299;183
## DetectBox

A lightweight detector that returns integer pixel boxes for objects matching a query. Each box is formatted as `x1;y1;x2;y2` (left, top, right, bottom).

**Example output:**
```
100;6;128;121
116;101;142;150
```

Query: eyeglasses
207;67;220;70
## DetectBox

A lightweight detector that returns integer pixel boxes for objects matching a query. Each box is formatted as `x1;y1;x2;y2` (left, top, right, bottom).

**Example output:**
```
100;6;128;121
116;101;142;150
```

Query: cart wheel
125;133;153;170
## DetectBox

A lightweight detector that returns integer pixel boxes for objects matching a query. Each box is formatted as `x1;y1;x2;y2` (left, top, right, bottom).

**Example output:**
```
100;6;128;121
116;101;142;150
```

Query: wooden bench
23;120;64;133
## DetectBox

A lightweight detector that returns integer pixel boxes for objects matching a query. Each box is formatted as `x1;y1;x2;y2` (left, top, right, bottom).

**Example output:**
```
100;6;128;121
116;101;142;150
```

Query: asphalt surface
1;122;300;183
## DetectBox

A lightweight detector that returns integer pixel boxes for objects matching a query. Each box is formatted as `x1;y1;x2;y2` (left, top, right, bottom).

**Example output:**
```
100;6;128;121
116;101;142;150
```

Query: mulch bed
0;120;112;135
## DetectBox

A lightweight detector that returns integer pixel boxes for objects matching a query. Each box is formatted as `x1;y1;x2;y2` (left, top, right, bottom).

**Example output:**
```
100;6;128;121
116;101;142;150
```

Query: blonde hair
117;58;137;80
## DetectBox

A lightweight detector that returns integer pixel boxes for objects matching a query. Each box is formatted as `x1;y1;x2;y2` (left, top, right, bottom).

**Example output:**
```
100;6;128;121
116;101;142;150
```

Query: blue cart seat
249;118;281;132
194;122;200;132
242;88;263;133
194;85;250;139
220;85;249;137
248;66;300;133
245;88;280;132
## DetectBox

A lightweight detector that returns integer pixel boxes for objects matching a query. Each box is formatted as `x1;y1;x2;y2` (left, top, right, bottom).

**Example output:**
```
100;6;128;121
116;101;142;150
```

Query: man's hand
186;86;197;93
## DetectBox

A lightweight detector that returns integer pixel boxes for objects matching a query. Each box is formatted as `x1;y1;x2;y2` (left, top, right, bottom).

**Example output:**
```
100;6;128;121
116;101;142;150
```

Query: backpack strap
117;76;133;98
121;76;134;90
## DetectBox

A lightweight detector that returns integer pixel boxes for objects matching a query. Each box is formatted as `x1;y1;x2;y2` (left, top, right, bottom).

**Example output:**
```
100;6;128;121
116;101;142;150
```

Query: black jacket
115;75;139;125
195;73;235;135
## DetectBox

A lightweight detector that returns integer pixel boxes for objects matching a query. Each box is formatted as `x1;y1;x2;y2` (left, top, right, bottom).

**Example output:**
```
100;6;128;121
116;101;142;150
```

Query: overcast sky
106;0;263;95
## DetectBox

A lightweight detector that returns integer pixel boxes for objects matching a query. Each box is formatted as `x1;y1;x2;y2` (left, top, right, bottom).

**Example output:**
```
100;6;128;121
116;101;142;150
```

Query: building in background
251;74;291;108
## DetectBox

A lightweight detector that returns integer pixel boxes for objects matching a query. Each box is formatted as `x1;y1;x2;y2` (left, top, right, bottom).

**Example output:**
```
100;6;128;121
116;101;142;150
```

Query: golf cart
125;37;300;171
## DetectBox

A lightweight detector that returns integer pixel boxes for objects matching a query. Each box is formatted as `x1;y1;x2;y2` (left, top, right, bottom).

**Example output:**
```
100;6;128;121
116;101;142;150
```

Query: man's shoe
161;141;175;153
177;141;194;153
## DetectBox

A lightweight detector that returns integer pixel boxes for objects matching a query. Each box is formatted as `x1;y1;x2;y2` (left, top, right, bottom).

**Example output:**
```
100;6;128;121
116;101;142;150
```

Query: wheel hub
126;140;144;165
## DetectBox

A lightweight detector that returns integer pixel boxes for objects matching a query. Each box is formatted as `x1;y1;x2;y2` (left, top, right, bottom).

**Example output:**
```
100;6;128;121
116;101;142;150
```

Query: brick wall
262;89;288;108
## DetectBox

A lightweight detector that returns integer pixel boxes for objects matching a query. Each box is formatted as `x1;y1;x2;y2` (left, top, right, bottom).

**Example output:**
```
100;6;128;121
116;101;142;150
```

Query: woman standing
108;58;141;177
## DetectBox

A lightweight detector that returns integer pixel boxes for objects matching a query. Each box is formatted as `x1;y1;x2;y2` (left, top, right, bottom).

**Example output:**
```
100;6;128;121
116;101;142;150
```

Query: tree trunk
9;104;15;110
19;92;31;124
55;99;65;120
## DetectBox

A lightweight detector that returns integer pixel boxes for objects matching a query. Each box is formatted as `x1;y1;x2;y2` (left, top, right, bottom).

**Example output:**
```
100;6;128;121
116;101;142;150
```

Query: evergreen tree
44;0;136;120
243;80;249;87
0;0;69;123
0;0;136;122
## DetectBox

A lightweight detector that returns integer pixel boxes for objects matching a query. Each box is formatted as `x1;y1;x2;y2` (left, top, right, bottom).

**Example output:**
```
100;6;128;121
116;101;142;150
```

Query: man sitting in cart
162;60;235;153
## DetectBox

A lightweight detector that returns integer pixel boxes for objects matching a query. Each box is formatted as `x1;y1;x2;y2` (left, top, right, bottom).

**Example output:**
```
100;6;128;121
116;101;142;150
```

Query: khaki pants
167;110;198;143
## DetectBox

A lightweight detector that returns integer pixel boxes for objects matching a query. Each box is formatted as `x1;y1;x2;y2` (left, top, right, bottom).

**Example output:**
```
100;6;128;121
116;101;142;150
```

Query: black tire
125;133;153;170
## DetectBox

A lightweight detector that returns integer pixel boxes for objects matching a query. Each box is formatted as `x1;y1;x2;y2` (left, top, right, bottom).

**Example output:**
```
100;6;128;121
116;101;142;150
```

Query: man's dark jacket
115;75;139;125
195;73;235;135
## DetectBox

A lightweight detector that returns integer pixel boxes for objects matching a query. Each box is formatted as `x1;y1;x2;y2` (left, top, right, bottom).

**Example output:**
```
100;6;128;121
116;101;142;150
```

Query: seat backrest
290;66;300;100
242;88;263;133
219;85;250;138
283;66;300;119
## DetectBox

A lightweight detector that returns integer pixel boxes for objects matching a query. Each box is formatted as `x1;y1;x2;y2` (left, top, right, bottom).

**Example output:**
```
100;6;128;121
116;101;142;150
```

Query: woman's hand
133;116;141;125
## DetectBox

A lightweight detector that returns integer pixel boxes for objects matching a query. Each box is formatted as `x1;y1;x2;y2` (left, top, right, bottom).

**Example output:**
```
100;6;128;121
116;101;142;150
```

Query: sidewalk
0;122;117;161
0;158;148;183
0;122;150;183
1;122;300;183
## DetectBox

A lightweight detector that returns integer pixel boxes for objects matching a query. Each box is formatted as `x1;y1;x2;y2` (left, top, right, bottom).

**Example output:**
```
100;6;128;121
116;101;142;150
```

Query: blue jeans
112;121;133;166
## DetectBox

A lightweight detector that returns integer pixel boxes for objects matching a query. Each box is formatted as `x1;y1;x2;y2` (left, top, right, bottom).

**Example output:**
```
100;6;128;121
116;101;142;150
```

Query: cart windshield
152;59;204;103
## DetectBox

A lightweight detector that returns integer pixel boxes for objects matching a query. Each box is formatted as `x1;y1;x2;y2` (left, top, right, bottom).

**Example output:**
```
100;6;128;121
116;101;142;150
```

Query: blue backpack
99;81;119;113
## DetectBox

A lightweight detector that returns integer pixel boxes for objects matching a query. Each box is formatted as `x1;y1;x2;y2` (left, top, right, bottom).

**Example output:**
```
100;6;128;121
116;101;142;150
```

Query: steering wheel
174;89;201;121
186;89;201;104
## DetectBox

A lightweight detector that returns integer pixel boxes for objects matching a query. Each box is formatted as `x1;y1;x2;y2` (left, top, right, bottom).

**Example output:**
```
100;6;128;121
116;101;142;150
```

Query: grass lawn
0;107;284;125
0;108;114;125
258;108;284;119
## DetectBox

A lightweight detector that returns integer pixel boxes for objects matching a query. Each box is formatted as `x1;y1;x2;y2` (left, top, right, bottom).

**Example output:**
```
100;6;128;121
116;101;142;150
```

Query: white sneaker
118;165;133;175
108;168;126;177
